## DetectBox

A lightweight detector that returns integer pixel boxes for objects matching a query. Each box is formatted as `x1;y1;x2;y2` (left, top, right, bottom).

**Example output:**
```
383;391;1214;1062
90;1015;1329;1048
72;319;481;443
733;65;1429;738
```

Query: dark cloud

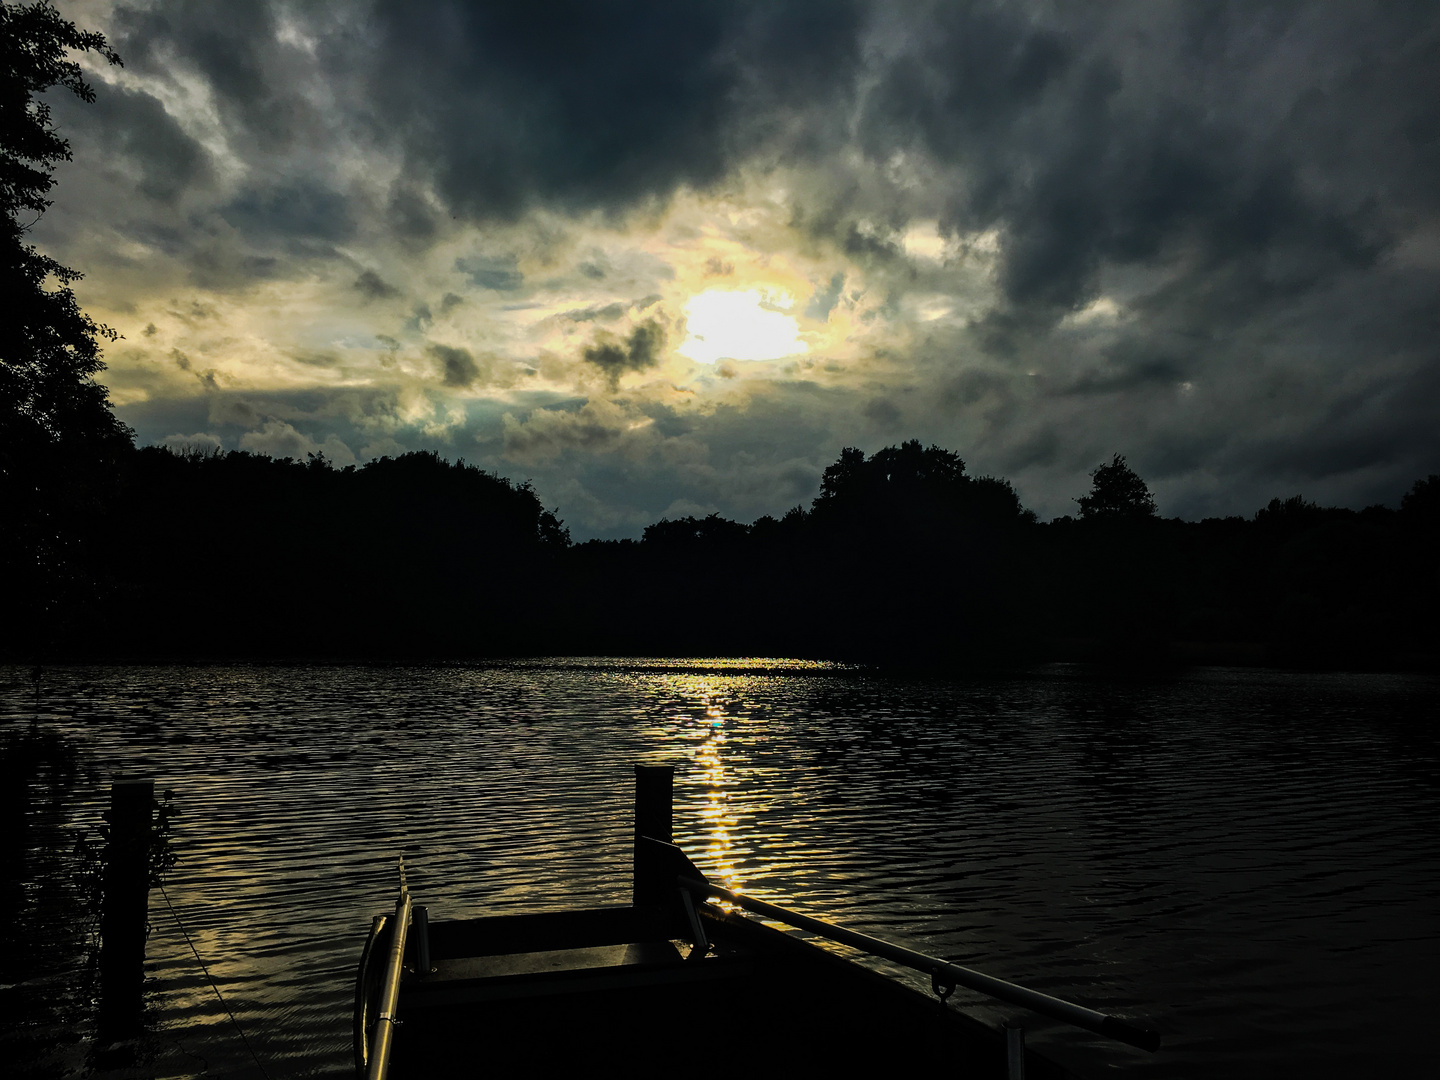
110;0;316;150
827;2;1436;359
842;223;902;262
561;294;662;324
1000;427;1060;473
81;1;1440;291
54;81;210;202
388;184;440;242
455;255;524;291
1060;357;1187;397
430;344;482;388
562;303;627;324
583;320;666;388
208;398;261;428
365;0;864;218
1234;358;1440;489
943;368;1004;408
153;349;219;396
221;181;354;243
862;396;900;427
861;5;1071;164
292;350;340;368
354;269;400;300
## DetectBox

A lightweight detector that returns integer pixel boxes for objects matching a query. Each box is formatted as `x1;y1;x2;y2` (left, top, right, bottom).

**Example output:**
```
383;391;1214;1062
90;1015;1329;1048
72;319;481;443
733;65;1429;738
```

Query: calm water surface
3;660;1437;1078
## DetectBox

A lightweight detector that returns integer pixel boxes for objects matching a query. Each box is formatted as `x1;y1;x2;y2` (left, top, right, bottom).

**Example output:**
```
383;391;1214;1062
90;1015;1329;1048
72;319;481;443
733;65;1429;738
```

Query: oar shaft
680;877;1160;1053
367;892;412;1080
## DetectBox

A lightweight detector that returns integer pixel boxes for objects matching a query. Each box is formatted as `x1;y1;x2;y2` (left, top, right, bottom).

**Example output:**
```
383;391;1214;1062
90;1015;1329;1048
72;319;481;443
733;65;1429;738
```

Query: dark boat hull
361;902;1083;1077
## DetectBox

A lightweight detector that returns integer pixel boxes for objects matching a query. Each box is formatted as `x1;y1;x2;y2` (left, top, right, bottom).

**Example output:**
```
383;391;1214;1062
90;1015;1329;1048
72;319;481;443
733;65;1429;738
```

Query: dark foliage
1;3;132;655
86;448;569;658
1401;475;1440;540
643;513;749;548
9;433;1437;668
558;445;1436;669
559;441;1041;664
814;440;1035;532
1076;454;1157;520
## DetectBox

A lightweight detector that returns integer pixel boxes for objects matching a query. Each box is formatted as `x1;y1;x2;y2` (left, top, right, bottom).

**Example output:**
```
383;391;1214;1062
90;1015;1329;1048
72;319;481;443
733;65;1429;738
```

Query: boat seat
429;939;680;982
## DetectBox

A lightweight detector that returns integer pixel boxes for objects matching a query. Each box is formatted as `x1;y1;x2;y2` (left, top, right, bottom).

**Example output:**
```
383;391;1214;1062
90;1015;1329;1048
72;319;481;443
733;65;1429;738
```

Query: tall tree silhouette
805;441;1037;661
1;3;130;653
812;440;1032;532
1076;454;1158;520
1400;475;1440;542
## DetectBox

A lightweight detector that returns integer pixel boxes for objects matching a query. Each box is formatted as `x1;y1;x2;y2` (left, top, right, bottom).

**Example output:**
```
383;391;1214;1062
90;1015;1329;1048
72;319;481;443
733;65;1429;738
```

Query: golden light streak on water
662;673;745;894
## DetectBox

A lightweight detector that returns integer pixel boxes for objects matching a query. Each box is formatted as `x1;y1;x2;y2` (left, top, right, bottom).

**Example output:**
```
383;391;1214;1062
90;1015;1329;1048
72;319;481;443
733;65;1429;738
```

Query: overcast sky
37;0;1440;537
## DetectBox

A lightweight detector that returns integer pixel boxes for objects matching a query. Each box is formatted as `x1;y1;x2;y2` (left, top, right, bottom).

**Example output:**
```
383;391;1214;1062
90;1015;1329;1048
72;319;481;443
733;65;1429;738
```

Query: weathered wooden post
98;778;153;1041
0;749;28;876
632;764;674;908
1006;1020;1027;1080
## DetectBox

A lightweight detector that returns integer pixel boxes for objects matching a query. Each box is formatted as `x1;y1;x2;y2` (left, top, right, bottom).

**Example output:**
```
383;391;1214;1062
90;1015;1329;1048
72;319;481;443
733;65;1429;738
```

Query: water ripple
2;661;1436;1078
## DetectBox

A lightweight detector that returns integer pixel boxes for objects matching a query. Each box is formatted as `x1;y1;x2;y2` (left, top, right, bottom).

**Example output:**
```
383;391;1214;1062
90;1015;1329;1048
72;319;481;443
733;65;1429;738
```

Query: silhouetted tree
1076;454;1158;520
1;3;126;450
1251;494;1352;543
1400;475;1440;539
800;441;1040;660
1;3;129;653
96;448;569;657
812;440;1033;532
815;441;967;513
643;513;748;547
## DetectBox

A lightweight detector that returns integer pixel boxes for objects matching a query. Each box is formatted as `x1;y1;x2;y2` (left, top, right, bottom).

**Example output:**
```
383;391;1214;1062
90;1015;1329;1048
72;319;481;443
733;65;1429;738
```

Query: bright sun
677;289;807;364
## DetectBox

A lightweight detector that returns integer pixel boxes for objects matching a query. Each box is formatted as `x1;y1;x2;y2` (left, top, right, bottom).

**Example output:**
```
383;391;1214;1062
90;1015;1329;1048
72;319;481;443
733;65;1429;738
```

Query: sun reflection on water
662;674;747;893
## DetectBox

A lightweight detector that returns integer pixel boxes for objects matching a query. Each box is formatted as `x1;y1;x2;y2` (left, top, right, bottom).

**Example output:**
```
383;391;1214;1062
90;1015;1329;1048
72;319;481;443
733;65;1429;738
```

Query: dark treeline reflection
8;441;1439;667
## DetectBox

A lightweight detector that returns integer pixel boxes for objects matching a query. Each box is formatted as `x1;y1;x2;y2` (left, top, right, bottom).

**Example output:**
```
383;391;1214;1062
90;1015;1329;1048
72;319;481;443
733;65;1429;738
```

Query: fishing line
158;880;275;1080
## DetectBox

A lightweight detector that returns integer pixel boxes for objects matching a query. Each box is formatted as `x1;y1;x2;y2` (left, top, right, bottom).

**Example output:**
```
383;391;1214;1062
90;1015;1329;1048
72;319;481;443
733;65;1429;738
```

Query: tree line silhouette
564;444;1439;668
6;438;1436;668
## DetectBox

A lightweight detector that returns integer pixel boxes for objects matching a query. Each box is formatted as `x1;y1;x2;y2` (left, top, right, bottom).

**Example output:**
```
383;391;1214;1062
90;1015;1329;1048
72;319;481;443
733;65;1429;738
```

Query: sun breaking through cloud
31;0;1440;537
678;290;808;364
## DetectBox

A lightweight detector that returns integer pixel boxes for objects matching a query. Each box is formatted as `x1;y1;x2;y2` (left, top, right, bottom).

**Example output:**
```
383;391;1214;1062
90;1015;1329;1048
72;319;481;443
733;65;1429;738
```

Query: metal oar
367;864;413;1080
678;875;1161;1054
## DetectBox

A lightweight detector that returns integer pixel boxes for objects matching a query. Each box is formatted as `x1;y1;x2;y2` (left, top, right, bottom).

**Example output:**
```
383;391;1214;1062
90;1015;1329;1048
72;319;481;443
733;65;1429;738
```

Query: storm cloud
582;320;667;388
31;0;1440;535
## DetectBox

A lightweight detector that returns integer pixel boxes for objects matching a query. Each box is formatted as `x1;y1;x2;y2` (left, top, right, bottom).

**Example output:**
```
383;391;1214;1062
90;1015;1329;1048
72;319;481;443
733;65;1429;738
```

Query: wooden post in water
633;765;674;908
98;778;153;1041
0;750;28;877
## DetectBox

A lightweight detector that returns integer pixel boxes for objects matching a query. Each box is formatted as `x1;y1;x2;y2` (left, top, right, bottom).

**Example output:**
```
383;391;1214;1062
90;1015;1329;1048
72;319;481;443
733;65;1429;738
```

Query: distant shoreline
5;642;1436;675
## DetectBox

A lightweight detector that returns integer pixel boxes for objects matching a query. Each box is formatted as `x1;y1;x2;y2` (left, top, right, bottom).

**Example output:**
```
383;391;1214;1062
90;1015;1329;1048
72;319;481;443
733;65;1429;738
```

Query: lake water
2;660;1437;1078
